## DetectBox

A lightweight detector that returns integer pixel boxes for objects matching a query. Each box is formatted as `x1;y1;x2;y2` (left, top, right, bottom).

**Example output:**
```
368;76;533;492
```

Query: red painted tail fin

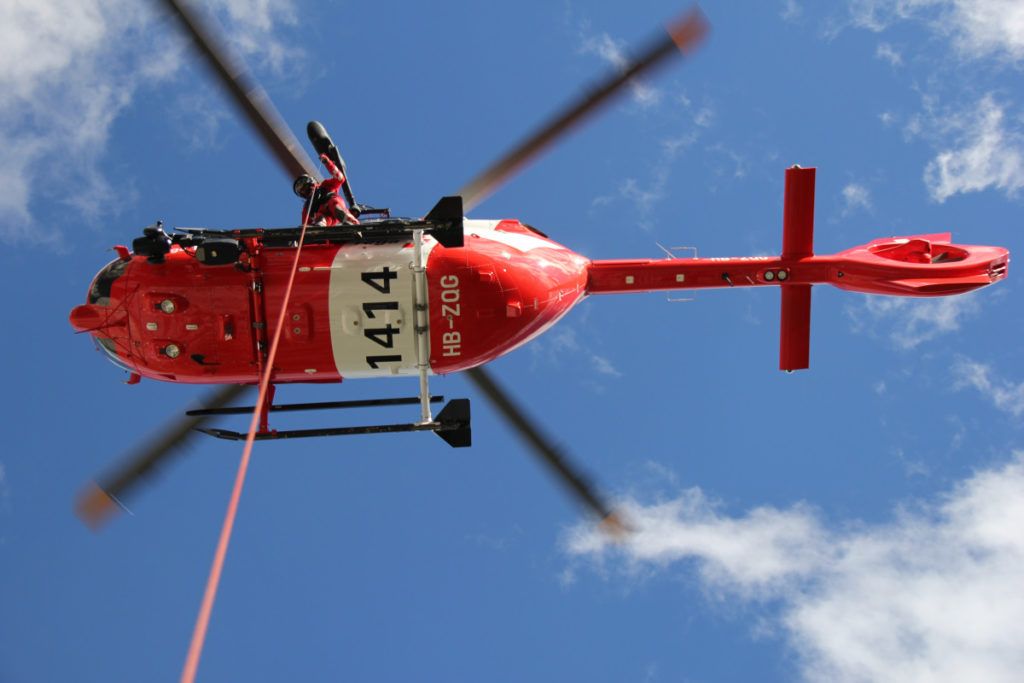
780;285;811;371
780;166;815;371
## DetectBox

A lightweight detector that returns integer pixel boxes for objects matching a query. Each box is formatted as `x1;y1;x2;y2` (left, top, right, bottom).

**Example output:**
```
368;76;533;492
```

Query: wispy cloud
578;32;662;109
0;0;298;242
841;182;873;214
707;143;749;180
0;1;149;238
849;0;1024;62
845;2;1024;202
677;91;716;129
922;94;1024;202
893;446;932;476
847;293;981;349
591;355;623;377
782;0;804;22
876;41;904;65
570;11;713;223
953;357;1024;415
592;132;699;220
528;324;624;379
565;452;1024;682
213;0;301;73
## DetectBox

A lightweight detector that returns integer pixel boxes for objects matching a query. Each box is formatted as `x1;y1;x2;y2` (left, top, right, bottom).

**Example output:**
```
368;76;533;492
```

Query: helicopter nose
69;303;126;333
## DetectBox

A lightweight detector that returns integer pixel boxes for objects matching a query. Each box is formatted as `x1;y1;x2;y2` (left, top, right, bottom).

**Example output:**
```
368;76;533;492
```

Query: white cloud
841;182;873;213
0;0;298;242
707;143;749;179
579;32;662;109
675;92;715;128
894;446;932;475
212;0;301;73
876;41;904;65
591;354;622;377
592;132;698;218
616;178;667;215
850;0;1024;63
848;293;980;349
953;358;1024;415
565;453;1024;682
0;1;146;235
692;105;715;128
845;4;1024;202
782;0;804;22
551;326;580;352
949;0;1024;61
527;325;624;379
579;31;628;69
922;95;1024;202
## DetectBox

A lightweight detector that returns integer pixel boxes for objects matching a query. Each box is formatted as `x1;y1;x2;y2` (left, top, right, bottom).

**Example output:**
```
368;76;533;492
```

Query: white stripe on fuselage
464;219;568;253
326;221;563;378
328;238;438;378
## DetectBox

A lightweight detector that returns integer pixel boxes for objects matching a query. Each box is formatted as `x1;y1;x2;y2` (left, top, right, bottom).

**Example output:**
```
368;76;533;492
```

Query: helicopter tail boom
585;168;1008;371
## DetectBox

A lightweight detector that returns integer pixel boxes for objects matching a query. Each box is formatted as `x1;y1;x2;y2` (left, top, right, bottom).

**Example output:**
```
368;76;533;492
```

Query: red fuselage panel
107;247;259;382
427;220;590;374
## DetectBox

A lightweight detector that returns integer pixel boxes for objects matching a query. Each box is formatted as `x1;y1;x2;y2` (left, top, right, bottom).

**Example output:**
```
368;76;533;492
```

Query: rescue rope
180;219;311;683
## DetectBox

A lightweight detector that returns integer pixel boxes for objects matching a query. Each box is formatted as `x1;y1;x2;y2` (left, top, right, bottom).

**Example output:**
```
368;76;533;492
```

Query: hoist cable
180;218;311;683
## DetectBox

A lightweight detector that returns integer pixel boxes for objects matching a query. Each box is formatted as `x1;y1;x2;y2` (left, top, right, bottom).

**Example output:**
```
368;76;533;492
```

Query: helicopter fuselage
71;218;590;384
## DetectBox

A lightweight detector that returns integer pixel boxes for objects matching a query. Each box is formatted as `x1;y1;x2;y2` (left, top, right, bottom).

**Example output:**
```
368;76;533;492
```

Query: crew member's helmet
293;174;316;198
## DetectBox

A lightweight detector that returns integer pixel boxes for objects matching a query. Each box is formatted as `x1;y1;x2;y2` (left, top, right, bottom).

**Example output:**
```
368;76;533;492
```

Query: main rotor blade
456;6;709;211
75;384;250;531
160;0;319;180
466;367;628;537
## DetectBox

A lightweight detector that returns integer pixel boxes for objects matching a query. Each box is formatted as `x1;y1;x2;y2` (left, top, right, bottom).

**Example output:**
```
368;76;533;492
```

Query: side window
88;259;128;306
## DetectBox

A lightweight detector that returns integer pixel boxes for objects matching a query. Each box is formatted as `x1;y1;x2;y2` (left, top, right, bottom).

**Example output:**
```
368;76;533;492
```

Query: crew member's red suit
301;155;359;227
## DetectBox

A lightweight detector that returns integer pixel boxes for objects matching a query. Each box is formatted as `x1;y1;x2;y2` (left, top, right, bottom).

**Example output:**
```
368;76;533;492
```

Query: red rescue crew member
293;154;360;227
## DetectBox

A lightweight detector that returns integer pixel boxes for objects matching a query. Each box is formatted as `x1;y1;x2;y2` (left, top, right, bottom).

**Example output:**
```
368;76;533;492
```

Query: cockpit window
93;336;132;372
88;258;128;307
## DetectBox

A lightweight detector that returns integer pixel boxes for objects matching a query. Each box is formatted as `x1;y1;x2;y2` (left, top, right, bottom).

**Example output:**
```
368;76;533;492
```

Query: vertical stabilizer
780;285;812;371
780;166;815;371
782;166;815;258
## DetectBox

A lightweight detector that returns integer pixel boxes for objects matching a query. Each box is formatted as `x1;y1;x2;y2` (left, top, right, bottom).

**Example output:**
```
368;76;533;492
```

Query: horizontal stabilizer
885;275;998;295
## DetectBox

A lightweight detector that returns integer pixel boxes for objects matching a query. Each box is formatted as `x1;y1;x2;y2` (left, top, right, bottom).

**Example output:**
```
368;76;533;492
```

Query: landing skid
192;397;472;448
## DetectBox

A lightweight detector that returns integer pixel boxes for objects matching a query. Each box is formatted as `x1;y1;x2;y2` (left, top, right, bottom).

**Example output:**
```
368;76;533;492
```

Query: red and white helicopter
70;2;1009;530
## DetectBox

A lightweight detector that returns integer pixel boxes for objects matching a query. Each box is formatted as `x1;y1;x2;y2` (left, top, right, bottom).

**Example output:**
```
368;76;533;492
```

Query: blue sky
2;1;1023;681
